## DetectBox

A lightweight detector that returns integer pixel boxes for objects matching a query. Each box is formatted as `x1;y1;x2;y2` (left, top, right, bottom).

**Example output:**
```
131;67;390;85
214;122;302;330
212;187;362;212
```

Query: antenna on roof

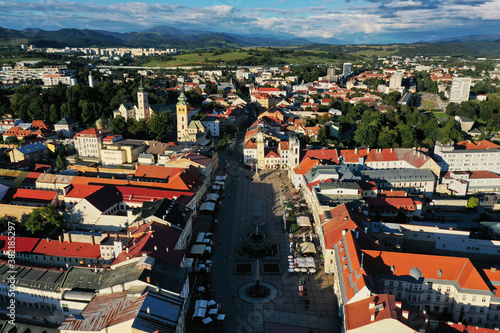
360;252;364;271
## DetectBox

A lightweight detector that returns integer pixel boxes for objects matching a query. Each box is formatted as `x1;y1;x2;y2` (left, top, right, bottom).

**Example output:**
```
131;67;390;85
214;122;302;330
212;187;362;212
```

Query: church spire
177;82;187;104
138;76;145;92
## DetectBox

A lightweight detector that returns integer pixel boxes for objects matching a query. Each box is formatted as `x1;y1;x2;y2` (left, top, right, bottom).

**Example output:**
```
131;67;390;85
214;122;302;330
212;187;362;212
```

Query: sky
1;0;500;44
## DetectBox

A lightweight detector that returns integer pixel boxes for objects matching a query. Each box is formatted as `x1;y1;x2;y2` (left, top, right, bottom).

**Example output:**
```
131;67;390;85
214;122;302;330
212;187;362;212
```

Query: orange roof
363;250;491;292
367;197;415;211
134;165;184;180
265;150;280;158
440;322;499;333
66;184;103;198
75;128;110;137
244;140;257;149
293;157;320;175
279;141;289;151
322;204;359;249
340;149;369;163
455;139;500;150
345;294;428;332
378;190;407;197
303;148;339;164
31;120;48;130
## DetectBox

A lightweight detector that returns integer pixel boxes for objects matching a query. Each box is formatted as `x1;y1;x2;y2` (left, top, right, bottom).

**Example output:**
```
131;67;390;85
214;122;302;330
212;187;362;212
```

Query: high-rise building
343;63;353;77
449;77;471;104
389;71;404;89
88;73;94;88
327;66;336;78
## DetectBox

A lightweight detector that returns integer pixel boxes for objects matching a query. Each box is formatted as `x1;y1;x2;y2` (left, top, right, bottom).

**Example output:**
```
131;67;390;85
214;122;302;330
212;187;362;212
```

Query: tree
445;102;458;116
24;205;62;234
110;115;126;135
467;197;479;209
150;112;171;141
56;154;67;171
316;127;327;142
5;136;19;145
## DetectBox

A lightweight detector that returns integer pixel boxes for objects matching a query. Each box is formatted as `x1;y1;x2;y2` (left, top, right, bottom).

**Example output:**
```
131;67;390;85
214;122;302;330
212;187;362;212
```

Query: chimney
126;247;129;253
58;236;62;243
355;231;359;239
147;307;150;314
369;302;375;309
66;233;72;243
46;237;50;242
90;235;95;246
402;310;409;319
166;247;169;252
342;229;347;235
395;302;402;308
370;314;375;321
147;276;151;283
492;267;497;272
154;246;158;251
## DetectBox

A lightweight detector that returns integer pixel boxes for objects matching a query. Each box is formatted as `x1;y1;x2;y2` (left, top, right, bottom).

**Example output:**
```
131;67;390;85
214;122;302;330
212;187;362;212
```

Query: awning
212;185;221;190
195;300;208;309
190;244;206;255
206;193;220;202
199;139;211;146
196;233;206;243
301;242;317;253
296;257;315;268
215;175;227;181
297;216;311;227
200;202;216;212
193;308;206;318
202;317;213;324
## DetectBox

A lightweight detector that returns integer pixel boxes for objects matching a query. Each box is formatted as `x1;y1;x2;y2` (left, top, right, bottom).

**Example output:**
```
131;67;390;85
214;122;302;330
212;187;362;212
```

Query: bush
467;197;480;209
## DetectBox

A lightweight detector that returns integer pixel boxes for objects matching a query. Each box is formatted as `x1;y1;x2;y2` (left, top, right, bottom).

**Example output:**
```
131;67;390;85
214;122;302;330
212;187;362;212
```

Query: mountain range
1;26;500;55
0;26;315;49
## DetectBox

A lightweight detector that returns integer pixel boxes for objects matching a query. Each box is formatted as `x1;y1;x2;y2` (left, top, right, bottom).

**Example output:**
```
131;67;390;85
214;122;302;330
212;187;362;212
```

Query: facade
74;128;110;159
434;140;500;173
177;83;191;143
54;116;79;138
343;63;353;77
10;142;49;163
360;169;436;198
450;77;472;104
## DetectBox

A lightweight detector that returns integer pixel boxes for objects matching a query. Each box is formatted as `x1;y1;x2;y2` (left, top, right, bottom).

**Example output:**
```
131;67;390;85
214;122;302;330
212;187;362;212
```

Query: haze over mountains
0;25;500;54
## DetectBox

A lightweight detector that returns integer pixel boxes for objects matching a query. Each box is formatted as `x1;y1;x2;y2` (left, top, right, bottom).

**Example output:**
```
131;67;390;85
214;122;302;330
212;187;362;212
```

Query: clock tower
176;83;190;143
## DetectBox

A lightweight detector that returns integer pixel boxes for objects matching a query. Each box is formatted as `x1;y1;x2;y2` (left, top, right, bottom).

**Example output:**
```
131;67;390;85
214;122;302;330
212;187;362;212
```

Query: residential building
434;140;500;173
344;294;429;333
74;128;110;159
450;77;472;104
360;169;436;198
343;63;353;77
54;116;79;138
9;188;58;207
9;142;49;163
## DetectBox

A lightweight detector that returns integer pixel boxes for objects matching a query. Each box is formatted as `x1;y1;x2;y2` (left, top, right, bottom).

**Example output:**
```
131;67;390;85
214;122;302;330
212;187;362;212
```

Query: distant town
1;41;500;333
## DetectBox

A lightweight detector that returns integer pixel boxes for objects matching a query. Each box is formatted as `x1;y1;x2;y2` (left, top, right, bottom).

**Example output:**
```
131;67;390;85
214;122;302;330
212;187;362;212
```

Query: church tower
289;135;300;168
137;77;150;121
176;83;190;143
257;128;265;169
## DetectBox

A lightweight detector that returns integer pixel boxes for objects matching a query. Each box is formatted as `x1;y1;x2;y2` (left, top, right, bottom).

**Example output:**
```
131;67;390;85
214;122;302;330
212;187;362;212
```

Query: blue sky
1;0;500;43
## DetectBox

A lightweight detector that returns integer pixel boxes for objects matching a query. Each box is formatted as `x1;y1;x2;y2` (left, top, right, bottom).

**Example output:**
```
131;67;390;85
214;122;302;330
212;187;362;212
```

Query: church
112;78;177;124
176;83;207;146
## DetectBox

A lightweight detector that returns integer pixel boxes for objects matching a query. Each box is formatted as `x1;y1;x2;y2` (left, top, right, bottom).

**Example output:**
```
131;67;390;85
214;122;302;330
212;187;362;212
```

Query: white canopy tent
193;308;206;318
296;257;315;268
301;242;316;253
206;193;220;202
297;216;312;227
190;244;206;255
200;202;216;212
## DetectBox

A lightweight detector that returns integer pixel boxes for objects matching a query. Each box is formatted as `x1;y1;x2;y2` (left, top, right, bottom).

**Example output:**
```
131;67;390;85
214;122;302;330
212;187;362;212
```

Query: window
446;287;451;292
480;307;485;314
472;296;477;302
398;282;403;288
483;297;487;303
462;295;467;301
62;304;69;312
427;295;431;301
495;314;499;320
389;281;394;287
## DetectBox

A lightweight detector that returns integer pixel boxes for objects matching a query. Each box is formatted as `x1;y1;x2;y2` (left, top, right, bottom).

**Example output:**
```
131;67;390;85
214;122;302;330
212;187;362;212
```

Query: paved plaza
211;143;341;333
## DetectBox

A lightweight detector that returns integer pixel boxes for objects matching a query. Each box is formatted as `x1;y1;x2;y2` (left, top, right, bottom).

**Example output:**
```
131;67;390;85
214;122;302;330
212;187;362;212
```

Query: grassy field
141;49;342;67
419;98;440;110
0;56;47;63
432;112;451;119
350;45;397;58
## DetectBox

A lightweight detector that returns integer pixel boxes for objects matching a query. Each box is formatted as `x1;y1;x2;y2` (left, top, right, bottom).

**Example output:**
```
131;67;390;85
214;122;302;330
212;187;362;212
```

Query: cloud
0;0;499;43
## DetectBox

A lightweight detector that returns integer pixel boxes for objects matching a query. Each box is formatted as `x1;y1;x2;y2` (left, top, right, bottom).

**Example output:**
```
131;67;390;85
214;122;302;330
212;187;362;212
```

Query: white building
434;140;500;173
343;63;353;77
74;128;110;159
449;77;471;104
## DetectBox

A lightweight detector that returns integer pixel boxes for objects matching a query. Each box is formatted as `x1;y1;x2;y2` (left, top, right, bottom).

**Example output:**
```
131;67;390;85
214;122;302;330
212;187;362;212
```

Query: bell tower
176;83;191;143
137;77;150;121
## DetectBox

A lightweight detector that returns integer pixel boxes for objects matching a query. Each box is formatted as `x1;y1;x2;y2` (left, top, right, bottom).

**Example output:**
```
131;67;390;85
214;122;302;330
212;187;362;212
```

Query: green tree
56;154;67;171
467;197;479;209
24;205;62;235
316;127;327;142
110;115;126;135
150;112;172;141
446;102;458;116
5;136;19;145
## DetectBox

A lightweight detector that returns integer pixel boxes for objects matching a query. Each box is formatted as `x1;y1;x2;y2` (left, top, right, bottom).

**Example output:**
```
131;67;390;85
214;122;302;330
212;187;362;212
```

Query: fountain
237;225;278;259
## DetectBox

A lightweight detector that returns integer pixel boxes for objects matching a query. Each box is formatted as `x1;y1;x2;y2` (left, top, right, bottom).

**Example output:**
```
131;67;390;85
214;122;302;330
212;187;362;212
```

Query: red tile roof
279;141;289;151
244;140;257;149
112;221;184;266
66;184;103;198
455;139;500;150
265;150;280;158
365;148;431;168
440;322;498;333
340;149;369;163
345;294;428;332
363;250;491;291
303;148;339;164
11;188;57;204
367;197;415;212
293;157;320;175
0;235;39;253
322;204;360;249
469;170;500;179
33;238;101;259
31;120;48;130
75;128;110;137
